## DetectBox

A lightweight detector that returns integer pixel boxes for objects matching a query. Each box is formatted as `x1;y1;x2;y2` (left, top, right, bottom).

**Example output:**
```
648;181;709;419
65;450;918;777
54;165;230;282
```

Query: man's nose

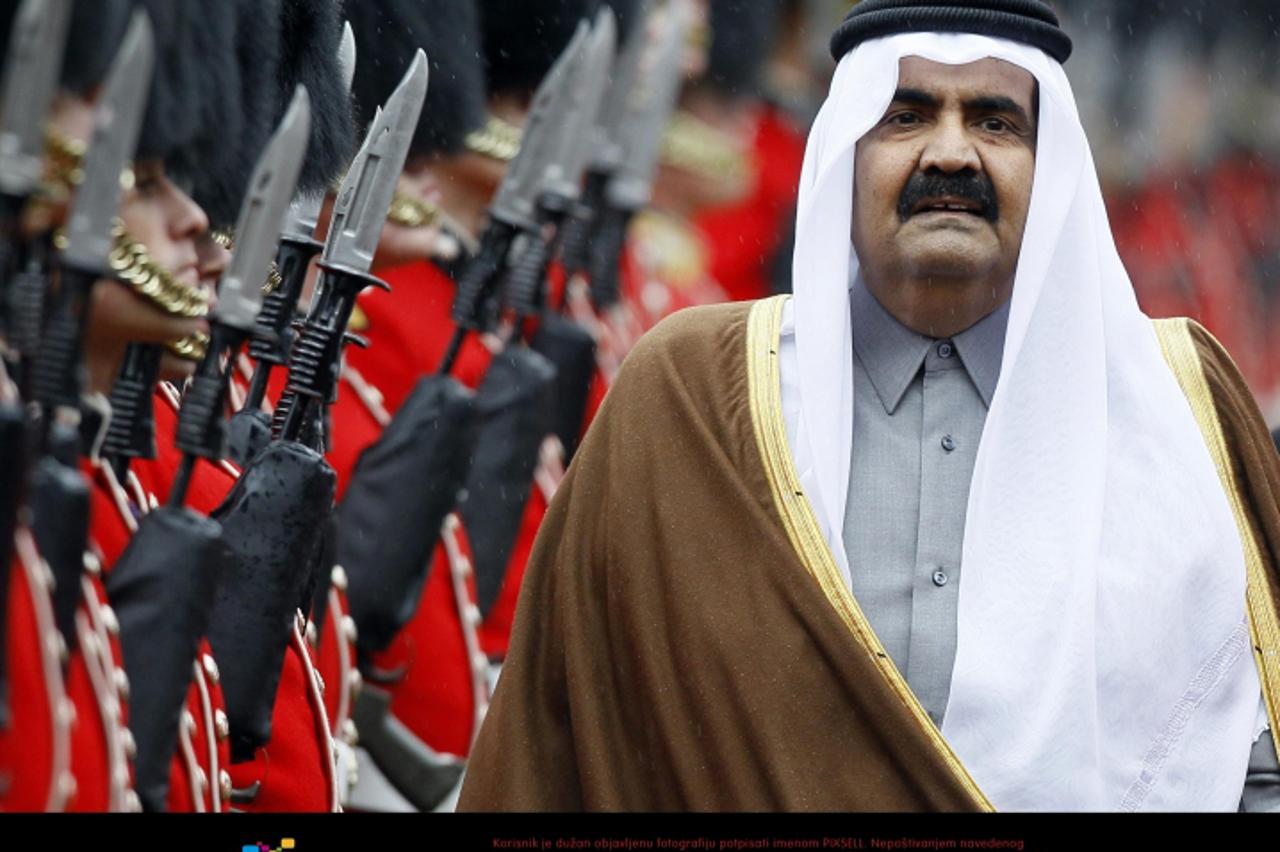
918;116;982;174
169;184;210;242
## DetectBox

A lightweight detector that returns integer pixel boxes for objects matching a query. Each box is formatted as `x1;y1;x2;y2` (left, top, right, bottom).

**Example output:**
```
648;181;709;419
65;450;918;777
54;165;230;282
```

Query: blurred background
705;0;1280;424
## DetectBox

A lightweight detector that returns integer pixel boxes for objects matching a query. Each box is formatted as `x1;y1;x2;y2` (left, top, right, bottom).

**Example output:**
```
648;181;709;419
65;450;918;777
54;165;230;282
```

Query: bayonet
446;25;588;354
560;11;617;199
560;1;653;282
320;55;427;279
591;0;653;176
338;21;357;95
607;0;691;212
277;51;428;445
214;88;312;332
487;34;579;232
169;87;312;506
506;15;617;321
535;21;592;203
29;11;154;417
587;0;692;307
236;27;363;460
280;21;358;242
0;0;73;198
60;13;155;274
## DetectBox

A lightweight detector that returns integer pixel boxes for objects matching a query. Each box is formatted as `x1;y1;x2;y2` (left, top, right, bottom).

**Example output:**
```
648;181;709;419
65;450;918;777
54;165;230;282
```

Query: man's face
851;56;1036;337
84;160;211;391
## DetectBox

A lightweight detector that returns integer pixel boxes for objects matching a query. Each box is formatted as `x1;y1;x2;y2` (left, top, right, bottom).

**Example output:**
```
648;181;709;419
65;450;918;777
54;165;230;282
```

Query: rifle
0;0;73;728
23;12;152;656
207;56;425;764
275;54;426;447
585;0;693;310
109;86;311;807
230;21;358;467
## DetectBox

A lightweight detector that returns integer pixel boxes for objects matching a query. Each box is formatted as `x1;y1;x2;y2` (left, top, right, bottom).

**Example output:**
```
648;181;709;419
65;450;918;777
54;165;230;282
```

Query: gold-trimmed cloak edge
744;294;994;812
1153;317;1280;757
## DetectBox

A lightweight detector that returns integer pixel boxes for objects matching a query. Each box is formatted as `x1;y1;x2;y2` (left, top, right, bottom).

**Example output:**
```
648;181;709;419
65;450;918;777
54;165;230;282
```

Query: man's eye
979;117;1012;133
888;112;922;127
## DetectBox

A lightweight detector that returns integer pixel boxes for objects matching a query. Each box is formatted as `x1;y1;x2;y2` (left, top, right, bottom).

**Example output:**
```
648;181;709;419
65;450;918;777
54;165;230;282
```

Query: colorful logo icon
242;840;295;852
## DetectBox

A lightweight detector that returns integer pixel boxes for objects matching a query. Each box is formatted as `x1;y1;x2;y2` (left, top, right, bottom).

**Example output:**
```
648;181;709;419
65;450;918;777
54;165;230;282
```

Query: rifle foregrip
102;344;162;461
9;263;45;359
174;370;224;460
30;265;97;412
561;172;608;278
559;203;593;279
506;235;552;318
453;222;514;330
589;205;633;309
248;236;320;366
283;319;338;402
174;325;241;460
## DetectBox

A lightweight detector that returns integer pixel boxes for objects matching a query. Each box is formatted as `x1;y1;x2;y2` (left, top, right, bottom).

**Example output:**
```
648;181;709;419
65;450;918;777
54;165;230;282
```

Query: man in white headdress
458;0;1280;811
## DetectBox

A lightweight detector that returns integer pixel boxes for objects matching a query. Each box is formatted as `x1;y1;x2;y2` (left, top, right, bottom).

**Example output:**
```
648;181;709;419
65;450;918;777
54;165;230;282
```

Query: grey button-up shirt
840;278;1278;811
843;277;1006;728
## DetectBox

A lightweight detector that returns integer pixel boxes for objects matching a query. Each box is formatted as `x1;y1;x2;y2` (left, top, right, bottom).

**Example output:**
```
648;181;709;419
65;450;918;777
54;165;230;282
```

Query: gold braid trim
660;110;750;185
386;190;440;229
108;221;211;319
167;329;209;362
42;130;86;199
464;114;522;162
209;228;283;294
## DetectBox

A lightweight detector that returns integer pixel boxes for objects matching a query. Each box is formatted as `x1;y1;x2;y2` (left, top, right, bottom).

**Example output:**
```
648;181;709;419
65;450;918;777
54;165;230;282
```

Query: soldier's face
84;161;211;391
851;56;1036;337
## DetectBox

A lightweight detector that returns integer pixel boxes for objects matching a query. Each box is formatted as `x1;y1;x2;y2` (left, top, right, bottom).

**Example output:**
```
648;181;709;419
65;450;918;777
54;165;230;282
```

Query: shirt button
941;434;956;452
937;341;954;359
932;569;949;587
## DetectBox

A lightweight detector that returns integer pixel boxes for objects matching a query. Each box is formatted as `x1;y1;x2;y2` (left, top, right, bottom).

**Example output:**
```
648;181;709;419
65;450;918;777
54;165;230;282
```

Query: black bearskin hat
275;0;355;194
186;0;282;228
477;0;594;99
596;0;645;42
703;0;785;99
132;0;233;171
347;0;488;158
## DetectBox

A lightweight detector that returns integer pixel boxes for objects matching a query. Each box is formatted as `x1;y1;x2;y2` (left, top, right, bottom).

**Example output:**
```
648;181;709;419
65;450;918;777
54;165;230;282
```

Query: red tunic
134;388;338;812
344;260;492;416
86;452;232;813
0;529;73;811
693;105;806;303
334;259;490;756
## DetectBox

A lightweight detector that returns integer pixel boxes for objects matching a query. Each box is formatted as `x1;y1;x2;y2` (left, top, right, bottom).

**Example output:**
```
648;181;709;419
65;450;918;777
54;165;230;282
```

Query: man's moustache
897;170;999;223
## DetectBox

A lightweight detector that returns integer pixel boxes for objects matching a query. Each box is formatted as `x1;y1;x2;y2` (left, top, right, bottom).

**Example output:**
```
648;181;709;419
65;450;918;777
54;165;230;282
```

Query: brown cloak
457;296;1280;812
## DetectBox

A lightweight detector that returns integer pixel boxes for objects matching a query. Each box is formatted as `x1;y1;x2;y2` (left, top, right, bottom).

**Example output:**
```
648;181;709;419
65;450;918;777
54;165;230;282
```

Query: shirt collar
850;276;1009;414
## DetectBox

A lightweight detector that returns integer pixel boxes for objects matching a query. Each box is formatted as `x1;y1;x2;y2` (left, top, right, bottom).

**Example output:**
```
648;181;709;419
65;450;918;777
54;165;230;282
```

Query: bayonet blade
591;0;653;174
214;86;311;331
282;20;359;241
606;0;690;211
556;10;617;199
488;30;580;228
322;49;427;273
61;11;154;273
338;21;357;94
0;0;73;196
535;21;592;201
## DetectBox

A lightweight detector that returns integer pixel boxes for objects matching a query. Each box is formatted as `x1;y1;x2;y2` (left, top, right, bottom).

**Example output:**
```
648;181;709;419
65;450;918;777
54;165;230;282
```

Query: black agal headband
830;0;1073;64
